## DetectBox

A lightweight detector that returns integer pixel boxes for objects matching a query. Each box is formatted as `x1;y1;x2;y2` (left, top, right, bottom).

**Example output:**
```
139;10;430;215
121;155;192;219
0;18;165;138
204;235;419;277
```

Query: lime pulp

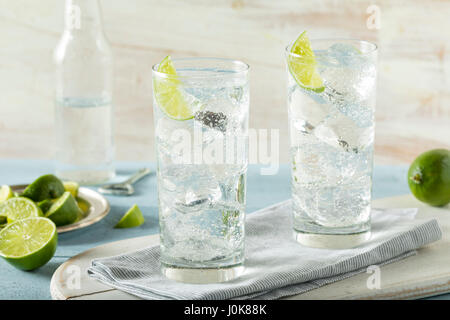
153;56;195;121
0;217;57;271
115;204;145;228
287;31;325;93
0;197;43;224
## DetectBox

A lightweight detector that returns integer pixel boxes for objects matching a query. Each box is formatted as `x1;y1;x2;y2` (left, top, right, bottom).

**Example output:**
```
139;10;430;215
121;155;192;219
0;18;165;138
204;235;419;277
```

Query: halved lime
63;181;79;198
0;217;57;271
22;174;65;202
0;185;14;203
45;192;81;227
153;56;194;120
115;204;145;228
287;31;325;93
1;197;43;224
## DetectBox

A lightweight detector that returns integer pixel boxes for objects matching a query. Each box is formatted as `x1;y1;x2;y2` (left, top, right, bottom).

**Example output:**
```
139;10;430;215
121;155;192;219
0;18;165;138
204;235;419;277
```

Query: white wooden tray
50;194;450;300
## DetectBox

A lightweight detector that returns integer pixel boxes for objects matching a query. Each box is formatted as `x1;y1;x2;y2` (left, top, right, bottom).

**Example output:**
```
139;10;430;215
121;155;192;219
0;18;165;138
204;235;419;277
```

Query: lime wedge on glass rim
287;31;325;93
0;197;43;224
0;217;57;271
115;204;145;229
153;56;194;121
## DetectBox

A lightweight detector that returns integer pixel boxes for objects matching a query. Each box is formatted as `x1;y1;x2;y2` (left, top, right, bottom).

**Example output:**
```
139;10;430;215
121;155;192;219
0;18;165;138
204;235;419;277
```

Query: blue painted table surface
0;159;448;300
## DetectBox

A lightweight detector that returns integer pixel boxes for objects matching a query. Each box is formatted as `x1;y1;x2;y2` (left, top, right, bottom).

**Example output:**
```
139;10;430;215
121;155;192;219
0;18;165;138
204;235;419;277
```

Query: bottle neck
64;0;103;33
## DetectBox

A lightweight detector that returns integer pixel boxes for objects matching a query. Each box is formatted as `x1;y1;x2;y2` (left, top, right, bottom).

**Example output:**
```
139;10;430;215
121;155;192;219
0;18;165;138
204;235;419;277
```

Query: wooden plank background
0;0;449;164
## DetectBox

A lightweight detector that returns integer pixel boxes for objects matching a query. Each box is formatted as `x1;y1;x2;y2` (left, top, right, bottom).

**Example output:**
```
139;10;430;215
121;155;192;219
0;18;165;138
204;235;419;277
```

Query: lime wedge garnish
0;185;14;203
22;174;65;202
45;192;81;227
1;197;43;224
63;181;79;198
287;31;325;93
115;204;145;228
153;56;194;120
0;217;57;270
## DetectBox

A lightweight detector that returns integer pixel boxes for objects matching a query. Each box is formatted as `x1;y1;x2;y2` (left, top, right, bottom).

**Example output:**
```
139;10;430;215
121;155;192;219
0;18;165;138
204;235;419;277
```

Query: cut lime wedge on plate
63;181;79;198
1;197;43;224
76;197;90;218
0;217;57;271
46;192;81;227
0;185;14;203
115;204;145;228
287;31;325;93
153;56;195;121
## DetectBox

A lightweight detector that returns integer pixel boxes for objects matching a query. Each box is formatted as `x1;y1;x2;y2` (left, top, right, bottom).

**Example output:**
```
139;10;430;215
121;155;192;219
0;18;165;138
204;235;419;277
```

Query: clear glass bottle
54;0;115;184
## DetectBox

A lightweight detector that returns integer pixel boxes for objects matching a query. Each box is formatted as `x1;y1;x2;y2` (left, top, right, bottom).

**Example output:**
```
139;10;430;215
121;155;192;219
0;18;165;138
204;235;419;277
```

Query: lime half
0;185;14;203
288;31;325;93
0;217;57;271
115;204;145;228
46;192;81;227
1;197;43;224
153;56;194;120
22;174;65;202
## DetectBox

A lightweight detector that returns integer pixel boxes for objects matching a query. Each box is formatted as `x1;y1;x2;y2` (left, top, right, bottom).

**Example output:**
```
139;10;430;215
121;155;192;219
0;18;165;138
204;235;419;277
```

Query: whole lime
408;149;450;206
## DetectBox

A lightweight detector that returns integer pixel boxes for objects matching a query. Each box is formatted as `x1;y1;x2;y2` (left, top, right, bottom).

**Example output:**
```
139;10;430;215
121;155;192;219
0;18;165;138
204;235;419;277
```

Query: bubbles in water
313;112;374;152
289;86;331;127
229;86;244;105
156;116;192;142
318;43;376;103
288;41;376;230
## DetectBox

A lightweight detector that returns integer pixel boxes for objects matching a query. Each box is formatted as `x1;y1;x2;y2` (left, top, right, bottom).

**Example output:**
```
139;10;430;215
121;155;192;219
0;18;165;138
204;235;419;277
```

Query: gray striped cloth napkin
87;200;441;300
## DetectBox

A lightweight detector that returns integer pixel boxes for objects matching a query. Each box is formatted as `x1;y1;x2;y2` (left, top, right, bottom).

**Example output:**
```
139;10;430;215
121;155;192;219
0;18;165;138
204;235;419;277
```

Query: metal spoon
98;168;152;196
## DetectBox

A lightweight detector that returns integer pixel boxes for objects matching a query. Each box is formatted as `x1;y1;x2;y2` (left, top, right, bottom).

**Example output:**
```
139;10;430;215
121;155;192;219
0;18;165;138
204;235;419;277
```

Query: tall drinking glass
152;58;249;283
286;39;377;248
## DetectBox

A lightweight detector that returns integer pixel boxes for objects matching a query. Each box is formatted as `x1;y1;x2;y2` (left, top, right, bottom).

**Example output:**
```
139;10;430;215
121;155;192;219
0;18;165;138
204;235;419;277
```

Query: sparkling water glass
152;58;249;283
286;39;377;248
